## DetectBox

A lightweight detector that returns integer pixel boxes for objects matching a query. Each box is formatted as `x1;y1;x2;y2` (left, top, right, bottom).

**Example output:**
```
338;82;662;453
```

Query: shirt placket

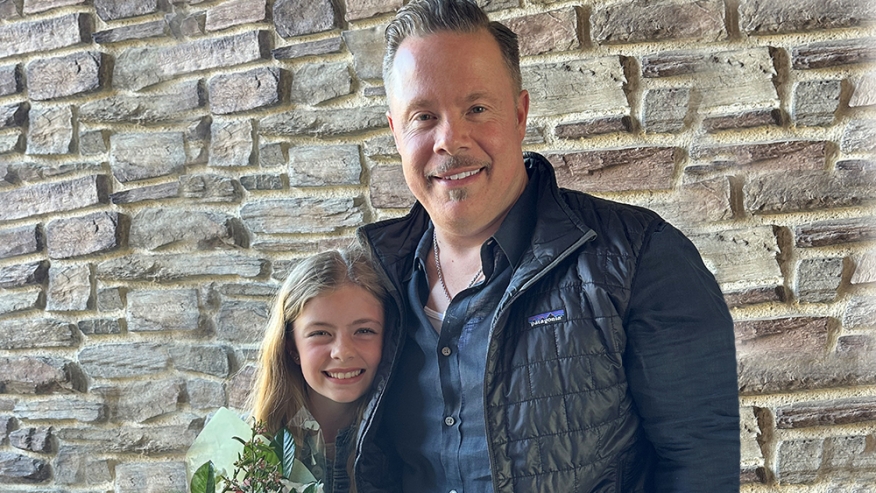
437;295;470;491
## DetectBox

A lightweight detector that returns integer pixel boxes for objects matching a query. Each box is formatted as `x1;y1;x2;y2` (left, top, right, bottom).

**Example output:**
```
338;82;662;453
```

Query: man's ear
387;111;400;148
516;89;530;140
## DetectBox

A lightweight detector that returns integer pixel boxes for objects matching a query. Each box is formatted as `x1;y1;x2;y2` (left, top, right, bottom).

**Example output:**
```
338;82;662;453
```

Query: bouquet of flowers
186;407;322;493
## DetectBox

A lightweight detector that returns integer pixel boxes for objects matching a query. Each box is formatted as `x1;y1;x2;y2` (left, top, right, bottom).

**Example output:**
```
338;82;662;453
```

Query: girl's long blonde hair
249;247;387;435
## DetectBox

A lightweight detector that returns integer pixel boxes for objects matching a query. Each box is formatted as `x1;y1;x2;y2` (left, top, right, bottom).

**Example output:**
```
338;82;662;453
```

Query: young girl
249;248;387;493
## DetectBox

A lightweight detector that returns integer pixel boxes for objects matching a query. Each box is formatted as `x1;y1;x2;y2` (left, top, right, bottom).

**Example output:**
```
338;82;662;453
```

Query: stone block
0;64;21;96
131;208;246;250
823;435;876;481
261;106;388;137
0;260;48;288
342;25;387;81
735;317;830;357
53;445;84;485
9;161;103;184
258;142;285;168
97;287;123;311
547;147;676;192
79;129;106;155
227;364;255;409
179;174;241;202
522;58;627;117
288;145;361;186
793;80;841;127
205;0;266;31
844;295;876;329
851;252;876;285
504;7;580;56
776;396;876;428
22;0;84;13
0;224;41;259
363;134;398;158
240;174;283;190
0;133;22;154
272;37;344;60
740;406;764;469
92;19;167;43
0;356;82;394
186;378;226;408
26;51;101;101
80;79;203;123
688;226;782;287
168;11;206;37
0;0;19;19
116;461;187;492
797;258;844;303
592;0;724;44
46;263;91;311
78;318;121;335
640;176;733;224
849;73;876;108
0;13;88;58
701;109;779;132
554;117;629;138
58;424;198;454
841;119;876;153
215;300;269;343
241;197;364;234
95;0;160;21
210;119;253;167
114;31;270;91
26;104;72;155
110;182;179;204
127;289;200;332
740;0;875;34
9;427;51;452
110;132;186;183
94;379;181;422
643;88;690;133
838;335;875;356
776;439;822;484
370;164;414;209
744;170;876;214
14;396;104;422
273;0;339;38
78;343;168;378
0;319;76;349
46;211;123;259
724;286;785;308
0;452;49;482
0;102;27;128
170;345;230;377
796;217;876;247
0;289;43;317
290;61;352;105
792;38;876;69
209;67;279;114
97;253;266;281
346;0;400;20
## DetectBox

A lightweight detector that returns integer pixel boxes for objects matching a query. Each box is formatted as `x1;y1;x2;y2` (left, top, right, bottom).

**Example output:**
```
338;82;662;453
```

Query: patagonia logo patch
528;309;566;327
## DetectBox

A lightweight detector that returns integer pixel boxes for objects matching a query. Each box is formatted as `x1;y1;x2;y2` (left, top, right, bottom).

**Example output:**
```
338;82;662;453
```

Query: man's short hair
383;0;522;95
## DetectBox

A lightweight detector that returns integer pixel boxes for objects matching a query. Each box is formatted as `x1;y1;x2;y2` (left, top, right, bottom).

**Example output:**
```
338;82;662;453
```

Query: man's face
386;29;530;238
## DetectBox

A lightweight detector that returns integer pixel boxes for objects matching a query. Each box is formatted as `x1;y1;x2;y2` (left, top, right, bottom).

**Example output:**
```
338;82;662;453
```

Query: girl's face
290;283;384;406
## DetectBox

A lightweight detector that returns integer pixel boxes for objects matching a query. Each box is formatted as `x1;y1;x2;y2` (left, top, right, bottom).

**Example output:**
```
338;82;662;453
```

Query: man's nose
433;117;470;155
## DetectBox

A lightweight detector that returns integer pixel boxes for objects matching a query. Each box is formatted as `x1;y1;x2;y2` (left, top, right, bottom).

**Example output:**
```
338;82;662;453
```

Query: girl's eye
307;330;329;338
356;327;379;335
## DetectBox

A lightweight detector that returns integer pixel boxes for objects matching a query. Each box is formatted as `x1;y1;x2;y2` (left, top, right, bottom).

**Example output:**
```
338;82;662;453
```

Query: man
356;1;740;491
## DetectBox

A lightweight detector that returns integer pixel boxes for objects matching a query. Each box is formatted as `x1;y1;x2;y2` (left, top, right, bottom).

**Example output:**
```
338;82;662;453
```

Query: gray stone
290;61;352;105
46;211;123;259
522;58;627;117
8;162;103;185
219;281;277;297
851;252;876;285
688;227;782;287
46;263;91;311
0;356;82;394
0;0;18;19
776;397;876;429
9;427;51;452
0;13;88;58
57;424;198;454
592;0;725;44
241;197;364;234
849;72;876;108
363;84;385;97
346;0;401;20
78;343;168;378
26;51;101;101
260;106;388;137
702;109;779;132
745;170;876;214
796;217;876;247
643;88;690;133
114;31;269;91
215;299;269;343
841;119;876;153
641;176;733;224
13;397;104;422
797;258;844;303
78;318;121;335
97;287;123;311
548;147;677;192
792;38;876;69
342;26;384;80
111;181;179;204
170;345;230;377
272;37;344;60
97;253;266;281
364;134;399;158
273;0;339;38
94;379;181;422
186;378;226;409
54;445;85;485
0;102;27;128
127;289;200;332
554;117;629;138
79;129;106;155
735;317;831;357
185;117;211;164
776;439;822;483
259;142;285;168
210;119;253;167
370;164;415;209
168;11;206;37
0;175;107;221
844;295;876;329
131;208;247;250
240;174;283;190
86;457;112;485
179;174;241;202
504;7;580;56
0;319;76;349
0;64;21;96
0;289;42;316
79;80;203;123
92;19;167;43
205;0;266;31
209;67;279;114
23;0;84;13
0;224;40;259
116;461;187;493
227;364;255;409
0;260;48;288
740;407;764;471
0;452;49;482
689;140;826;173
111;132;186;183
793;79;841;126
289;145;361;186
0;133;22;154
740;0;876;34
26;104;73;155
95;0;160;21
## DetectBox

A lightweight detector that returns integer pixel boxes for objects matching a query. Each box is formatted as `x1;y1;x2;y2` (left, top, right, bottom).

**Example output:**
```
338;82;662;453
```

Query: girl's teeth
327;370;363;379
446;169;479;180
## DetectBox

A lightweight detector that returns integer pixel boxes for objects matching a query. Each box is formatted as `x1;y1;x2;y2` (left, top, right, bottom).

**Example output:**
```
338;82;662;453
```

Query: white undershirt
424;305;444;332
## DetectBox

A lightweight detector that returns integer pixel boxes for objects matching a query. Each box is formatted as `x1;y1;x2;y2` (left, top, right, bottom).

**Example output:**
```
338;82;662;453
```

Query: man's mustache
430;155;490;177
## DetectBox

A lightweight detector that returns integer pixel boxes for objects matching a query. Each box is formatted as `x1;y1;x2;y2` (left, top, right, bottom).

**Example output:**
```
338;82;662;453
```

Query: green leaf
301;482;321;493
190;461;216;493
273;427;296;479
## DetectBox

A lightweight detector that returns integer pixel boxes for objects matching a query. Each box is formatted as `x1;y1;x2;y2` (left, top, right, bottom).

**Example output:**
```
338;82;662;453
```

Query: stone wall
0;0;874;491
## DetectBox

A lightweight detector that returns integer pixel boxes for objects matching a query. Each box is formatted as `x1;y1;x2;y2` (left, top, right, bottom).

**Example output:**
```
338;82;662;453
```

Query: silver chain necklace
433;230;483;303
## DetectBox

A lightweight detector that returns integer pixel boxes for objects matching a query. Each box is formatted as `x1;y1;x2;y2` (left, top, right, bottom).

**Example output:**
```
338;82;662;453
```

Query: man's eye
414;113;432;121
471;106;486;113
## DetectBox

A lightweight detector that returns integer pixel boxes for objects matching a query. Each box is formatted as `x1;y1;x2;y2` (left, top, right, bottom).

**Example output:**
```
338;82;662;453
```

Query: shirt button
441;346;451;356
444;416;455;426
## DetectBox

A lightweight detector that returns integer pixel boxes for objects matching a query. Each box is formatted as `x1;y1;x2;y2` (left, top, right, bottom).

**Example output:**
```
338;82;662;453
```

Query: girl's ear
285;339;300;365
